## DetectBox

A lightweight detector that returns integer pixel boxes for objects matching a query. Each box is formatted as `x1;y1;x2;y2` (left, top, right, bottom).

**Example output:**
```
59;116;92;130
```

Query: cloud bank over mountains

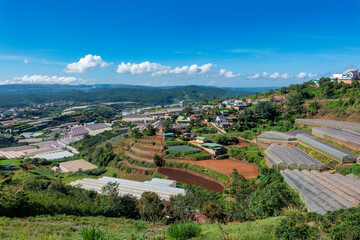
1;75;80;85
247;71;318;80
1;54;322;85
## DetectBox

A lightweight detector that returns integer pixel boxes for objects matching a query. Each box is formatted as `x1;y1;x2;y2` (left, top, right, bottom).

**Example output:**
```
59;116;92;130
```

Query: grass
0;158;23;166
0;215;282;239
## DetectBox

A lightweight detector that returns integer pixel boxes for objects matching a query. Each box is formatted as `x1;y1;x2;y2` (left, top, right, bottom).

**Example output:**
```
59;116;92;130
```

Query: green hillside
0;215;282;240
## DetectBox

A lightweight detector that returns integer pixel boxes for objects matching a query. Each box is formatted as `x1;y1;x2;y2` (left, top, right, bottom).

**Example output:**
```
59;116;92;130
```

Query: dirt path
165;158;259;178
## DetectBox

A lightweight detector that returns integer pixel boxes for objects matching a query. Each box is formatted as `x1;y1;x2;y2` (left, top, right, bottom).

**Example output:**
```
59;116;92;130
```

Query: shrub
167;222;201;240
153;154;165;167
80;225;107;240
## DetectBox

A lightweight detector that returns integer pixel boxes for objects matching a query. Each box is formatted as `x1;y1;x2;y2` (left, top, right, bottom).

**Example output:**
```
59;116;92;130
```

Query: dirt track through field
157;167;224;193
165;158;259;178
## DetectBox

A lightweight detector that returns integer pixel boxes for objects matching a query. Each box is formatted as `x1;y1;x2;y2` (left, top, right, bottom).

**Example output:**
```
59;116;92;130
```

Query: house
332;68;360;84
189;114;201;121
219;122;232;129
216;115;228;125
176;116;190;124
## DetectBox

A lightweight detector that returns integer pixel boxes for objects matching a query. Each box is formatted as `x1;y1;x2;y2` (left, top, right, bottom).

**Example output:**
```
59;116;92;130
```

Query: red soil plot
166;158;259;179
157;167;224;193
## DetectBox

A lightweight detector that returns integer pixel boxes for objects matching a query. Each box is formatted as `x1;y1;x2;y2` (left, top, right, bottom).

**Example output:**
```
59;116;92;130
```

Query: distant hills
0;84;276;108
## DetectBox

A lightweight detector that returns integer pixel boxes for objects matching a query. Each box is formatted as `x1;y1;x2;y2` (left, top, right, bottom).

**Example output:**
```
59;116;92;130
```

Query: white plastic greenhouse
295;119;360;132
281;169;360;214
33;150;74;160
312;127;360;151
256;131;296;144
70;177;185;200
264;144;327;171
296;134;359;164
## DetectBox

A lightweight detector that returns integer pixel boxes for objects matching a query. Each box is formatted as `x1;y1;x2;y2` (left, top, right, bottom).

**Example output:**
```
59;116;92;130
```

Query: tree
253;101;279;120
101;182;119;197
107;194;139;218
153;154;165;167
138;192;164;224
203;202;226;223
249;182;301;219
167;194;194;222
142;125;156;136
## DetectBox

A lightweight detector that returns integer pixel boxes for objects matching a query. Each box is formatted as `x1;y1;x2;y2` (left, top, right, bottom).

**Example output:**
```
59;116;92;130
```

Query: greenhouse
281;169;360;214
33;150;74;160
296;134;359;164
264;144;326;171
295;119;360;132
70;177;185;200
312;127;360;151
256;131;296;144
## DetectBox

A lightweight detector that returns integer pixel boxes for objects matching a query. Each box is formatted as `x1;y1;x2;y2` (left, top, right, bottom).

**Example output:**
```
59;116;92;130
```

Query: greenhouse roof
281;169;360;214
202;143;224;149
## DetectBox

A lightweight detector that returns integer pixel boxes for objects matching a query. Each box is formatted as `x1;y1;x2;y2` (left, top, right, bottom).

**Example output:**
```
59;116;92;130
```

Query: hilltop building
332;68;360;84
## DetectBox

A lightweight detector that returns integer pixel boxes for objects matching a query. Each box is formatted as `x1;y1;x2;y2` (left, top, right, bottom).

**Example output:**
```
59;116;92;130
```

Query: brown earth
165;158;259;179
157;167;224;193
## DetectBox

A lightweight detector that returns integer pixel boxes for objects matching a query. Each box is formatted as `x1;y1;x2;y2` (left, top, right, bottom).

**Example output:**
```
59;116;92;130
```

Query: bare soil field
157;167;224;193
165;158;259;179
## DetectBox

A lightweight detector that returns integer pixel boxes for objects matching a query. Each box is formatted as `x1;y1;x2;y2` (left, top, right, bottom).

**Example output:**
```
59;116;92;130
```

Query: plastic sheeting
281;169;360;214
265;144;326;170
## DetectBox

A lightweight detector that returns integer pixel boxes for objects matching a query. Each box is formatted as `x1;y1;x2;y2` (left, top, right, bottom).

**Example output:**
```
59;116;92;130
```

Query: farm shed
281;169;360;214
264;144;326;171
256;131;296;144
70;177;185;200
295;119;360;132
59;159;98;173
312;127;360;151
296;134;359;164
163;133;175;140
201;143;226;155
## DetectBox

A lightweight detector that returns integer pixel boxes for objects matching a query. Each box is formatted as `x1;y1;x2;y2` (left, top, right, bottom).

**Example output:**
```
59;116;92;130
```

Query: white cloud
247;73;260;79
64;54;109;73
24;59;28;64
116;61;214;76
219;69;241;78
263;72;269;77
296;72;308;78
1;75;81;85
308;73;318;78
280;73;291;79
269;72;280;79
247;72;292;79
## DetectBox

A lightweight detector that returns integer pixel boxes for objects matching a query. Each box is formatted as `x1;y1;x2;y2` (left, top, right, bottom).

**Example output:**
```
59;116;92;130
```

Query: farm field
0;158;22;166
167;145;200;153
165;158;259;178
157;166;224;192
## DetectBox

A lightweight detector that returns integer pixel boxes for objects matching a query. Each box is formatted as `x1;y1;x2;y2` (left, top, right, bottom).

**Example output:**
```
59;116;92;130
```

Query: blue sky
0;0;360;87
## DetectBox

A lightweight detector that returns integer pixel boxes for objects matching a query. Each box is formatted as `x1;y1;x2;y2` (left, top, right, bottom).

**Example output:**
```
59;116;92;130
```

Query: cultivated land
2;79;360;239
167;158;259;178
